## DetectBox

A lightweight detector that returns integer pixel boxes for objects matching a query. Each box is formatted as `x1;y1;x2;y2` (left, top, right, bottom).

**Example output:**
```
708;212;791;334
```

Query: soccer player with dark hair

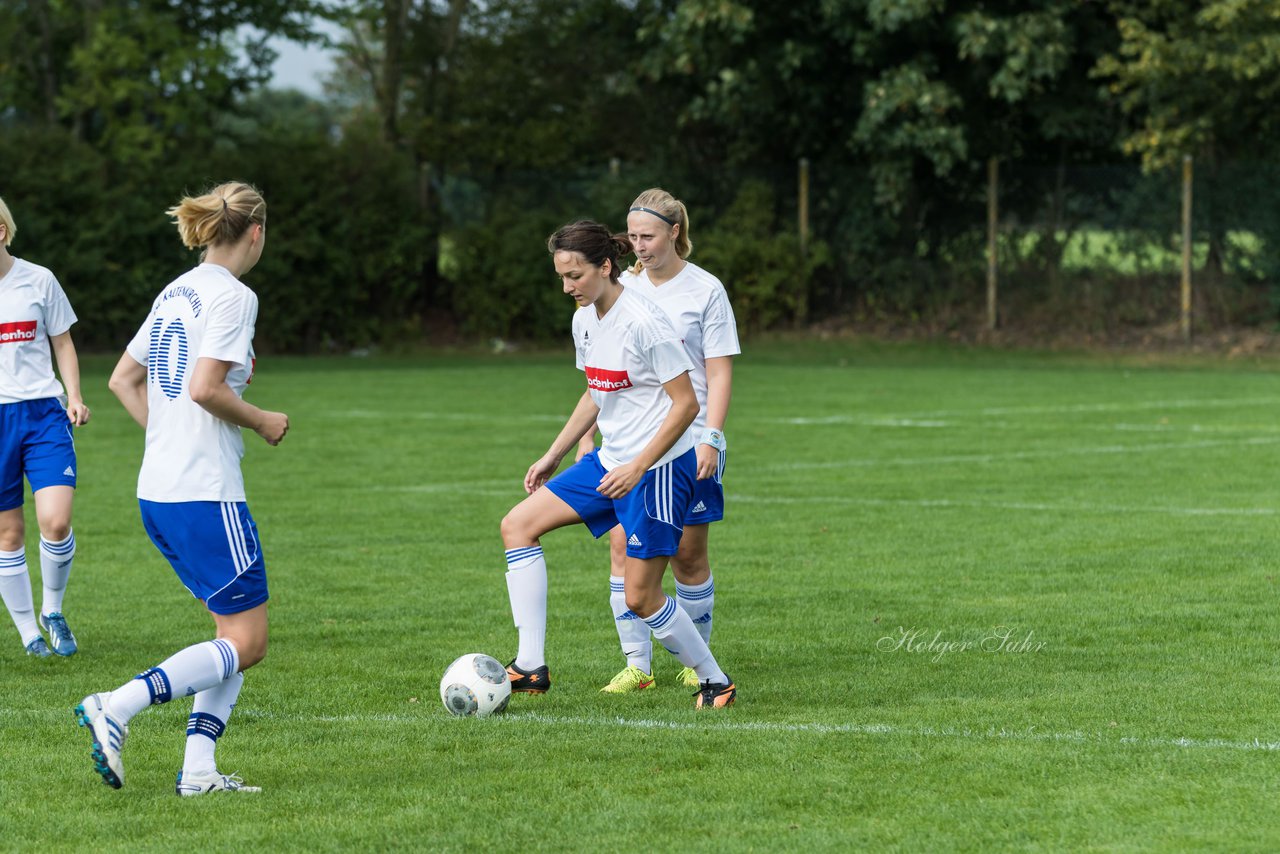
500;219;736;710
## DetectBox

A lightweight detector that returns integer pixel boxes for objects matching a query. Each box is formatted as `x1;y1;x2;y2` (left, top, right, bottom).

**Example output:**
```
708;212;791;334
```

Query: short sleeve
701;286;741;358
125;310;154;367
41;272;77;337
572;309;587;372
201;287;257;368
636;312;693;384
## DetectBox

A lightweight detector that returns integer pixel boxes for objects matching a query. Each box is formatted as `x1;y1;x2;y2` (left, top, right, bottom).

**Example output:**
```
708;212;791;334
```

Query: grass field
3;340;1280;850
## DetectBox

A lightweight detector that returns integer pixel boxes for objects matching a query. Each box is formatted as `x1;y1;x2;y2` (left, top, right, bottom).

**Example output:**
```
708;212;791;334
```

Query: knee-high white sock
0;548;40;646
610;577;652;672
642;596;727;684
107;639;240;723
39;531;75;616
505;546;547;671
675;574;714;645
184;670;244;777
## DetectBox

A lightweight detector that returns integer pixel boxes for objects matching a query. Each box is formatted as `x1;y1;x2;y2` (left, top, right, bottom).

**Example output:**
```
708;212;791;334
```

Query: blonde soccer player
0;194;90;658
578;188;741;695
77;182;289;795
501;220;737;710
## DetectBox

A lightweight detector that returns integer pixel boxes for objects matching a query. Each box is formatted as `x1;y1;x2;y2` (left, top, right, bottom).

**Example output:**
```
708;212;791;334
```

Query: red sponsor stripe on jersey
585;366;633;392
0;321;37;344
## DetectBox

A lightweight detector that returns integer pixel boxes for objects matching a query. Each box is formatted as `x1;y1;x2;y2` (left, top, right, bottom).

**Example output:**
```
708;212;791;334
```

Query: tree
1096;0;1280;278
3;1;320;165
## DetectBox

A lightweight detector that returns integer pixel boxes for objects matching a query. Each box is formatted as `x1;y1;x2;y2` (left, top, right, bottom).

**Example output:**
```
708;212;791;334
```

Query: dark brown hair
547;220;632;282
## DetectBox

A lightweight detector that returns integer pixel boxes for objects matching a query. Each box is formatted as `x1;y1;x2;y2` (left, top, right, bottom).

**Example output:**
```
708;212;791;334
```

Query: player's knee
499;511;532;549
0;527;23;552
625;590;662;618
40;520;71;542
236;635;268;670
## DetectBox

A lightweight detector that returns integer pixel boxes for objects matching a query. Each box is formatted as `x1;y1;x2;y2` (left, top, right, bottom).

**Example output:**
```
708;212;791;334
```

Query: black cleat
506;660;551;694
694;676;737;710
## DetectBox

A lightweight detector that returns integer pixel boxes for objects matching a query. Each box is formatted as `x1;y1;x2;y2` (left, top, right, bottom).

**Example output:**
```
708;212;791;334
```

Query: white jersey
125;264;258;502
0;259;77;404
621;262;740;432
572;287;695;470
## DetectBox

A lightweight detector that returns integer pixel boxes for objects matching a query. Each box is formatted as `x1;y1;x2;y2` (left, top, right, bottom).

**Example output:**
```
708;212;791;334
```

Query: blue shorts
139;500;269;615
0;398;77;512
686;447;727;525
546;449;697;559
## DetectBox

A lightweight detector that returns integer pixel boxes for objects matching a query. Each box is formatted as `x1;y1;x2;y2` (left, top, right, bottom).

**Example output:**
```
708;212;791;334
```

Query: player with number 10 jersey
128;263;258;504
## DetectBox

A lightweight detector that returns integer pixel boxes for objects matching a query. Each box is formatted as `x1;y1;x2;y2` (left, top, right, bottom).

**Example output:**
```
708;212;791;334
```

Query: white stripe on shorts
220;502;249;574
657;461;673;525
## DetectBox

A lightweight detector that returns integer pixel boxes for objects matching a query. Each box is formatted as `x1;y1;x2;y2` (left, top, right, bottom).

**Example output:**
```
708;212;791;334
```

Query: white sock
108;639;240;722
610;577;652;672
505;546;547;671
39;531;75;616
184;670;244;777
642;596;727;684
0;548;40;646
675;574;714;645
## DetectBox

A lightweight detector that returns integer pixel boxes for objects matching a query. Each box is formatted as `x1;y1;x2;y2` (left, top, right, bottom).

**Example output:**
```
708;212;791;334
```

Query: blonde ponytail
167;182;266;250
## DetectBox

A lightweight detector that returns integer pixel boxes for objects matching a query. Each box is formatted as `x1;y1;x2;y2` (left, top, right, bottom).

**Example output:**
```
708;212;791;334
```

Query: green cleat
600;665;656;694
677;666;700;688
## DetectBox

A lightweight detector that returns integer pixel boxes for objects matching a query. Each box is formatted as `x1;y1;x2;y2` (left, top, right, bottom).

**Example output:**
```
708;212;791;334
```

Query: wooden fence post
1181;155;1193;342
798;157;810;257
987;157;999;331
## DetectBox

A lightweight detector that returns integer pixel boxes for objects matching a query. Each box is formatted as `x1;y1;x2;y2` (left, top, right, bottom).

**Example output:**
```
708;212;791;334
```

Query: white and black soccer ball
439;653;512;717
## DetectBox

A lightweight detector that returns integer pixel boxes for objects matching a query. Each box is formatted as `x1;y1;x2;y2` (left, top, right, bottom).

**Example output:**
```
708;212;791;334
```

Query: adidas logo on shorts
63;466;75;477
628;533;642;547
691;501;707;513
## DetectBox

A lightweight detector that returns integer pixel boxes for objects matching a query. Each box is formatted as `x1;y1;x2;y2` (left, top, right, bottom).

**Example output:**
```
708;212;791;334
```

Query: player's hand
597;461;642;499
66;399;91;427
695;443;719;480
256;410;289;445
524;453;560;494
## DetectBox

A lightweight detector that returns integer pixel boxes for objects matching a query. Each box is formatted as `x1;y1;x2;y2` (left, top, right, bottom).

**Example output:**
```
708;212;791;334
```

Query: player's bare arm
525;391;600;494
696;355;733;479
108;352;149;429
49;331;90;426
189;357;289;445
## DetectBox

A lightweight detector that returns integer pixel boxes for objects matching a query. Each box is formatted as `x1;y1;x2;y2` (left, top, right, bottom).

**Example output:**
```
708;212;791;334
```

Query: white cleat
74;692;127;788
176;770;262;797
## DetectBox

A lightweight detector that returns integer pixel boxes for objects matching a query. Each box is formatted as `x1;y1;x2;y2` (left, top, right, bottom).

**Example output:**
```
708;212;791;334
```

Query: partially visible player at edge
77;182;289;796
501;220;736;709
0;194;90;658
577;188;741;693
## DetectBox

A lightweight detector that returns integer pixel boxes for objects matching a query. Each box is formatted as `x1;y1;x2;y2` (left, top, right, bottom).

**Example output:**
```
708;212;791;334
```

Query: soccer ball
439;653;511;717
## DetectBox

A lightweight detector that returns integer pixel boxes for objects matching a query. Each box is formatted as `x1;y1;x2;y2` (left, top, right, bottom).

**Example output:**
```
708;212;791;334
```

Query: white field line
7;706;1278;754
328;409;565;423
771;418;1280;435
731;494;1277;517
901;395;1280;420
358;437;1280;484
768;435;1280;471
351;483;1274;516
331;395;1280;429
